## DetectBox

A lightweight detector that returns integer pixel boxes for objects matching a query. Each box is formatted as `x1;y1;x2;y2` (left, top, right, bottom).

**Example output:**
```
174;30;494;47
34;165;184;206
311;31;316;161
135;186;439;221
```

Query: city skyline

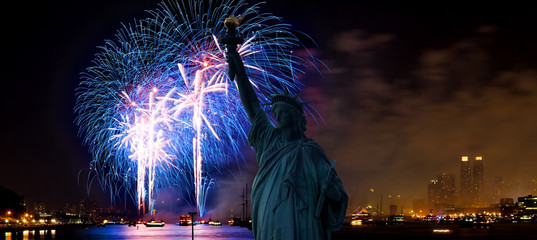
1;154;535;217
2;0;537;217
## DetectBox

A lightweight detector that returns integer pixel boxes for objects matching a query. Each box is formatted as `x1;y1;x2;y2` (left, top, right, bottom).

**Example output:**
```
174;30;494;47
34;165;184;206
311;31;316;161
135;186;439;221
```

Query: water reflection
3;225;253;240
0;224;253;239
4;229;56;240
73;224;254;240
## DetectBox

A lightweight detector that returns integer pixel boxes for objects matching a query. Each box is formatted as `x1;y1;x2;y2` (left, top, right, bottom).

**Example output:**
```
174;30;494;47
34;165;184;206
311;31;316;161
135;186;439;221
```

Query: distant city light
461;156;468;161
476;156;483;160
351;219;362;225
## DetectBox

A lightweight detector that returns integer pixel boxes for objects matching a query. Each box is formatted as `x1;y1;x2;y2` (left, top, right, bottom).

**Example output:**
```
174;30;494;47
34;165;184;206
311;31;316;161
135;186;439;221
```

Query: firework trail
112;87;177;213
75;0;320;216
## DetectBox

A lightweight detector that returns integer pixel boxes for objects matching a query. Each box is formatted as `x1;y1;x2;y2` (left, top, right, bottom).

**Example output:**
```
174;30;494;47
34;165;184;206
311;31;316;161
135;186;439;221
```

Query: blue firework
75;0;320;216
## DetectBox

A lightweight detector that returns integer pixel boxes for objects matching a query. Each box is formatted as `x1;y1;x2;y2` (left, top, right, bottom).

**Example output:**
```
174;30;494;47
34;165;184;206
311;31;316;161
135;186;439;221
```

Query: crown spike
283;86;289;95
269;83;279;95
267;93;307;113
261;91;272;99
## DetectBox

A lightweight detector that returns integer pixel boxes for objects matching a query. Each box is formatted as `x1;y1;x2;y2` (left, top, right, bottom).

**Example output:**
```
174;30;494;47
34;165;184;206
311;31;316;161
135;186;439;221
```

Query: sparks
75;0;321;217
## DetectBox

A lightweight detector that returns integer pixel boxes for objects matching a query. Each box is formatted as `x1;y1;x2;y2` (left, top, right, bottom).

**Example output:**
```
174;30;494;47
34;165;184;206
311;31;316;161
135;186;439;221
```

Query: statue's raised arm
221;15;260;121
220;15;347;240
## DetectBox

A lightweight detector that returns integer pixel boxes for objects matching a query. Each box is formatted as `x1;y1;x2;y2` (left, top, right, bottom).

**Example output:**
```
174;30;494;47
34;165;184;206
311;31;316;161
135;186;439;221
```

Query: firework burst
75;0;320;216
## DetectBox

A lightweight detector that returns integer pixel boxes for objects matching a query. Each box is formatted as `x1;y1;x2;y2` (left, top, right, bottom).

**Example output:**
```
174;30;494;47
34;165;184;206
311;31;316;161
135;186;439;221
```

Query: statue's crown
264;88;310;113
270;94;303;112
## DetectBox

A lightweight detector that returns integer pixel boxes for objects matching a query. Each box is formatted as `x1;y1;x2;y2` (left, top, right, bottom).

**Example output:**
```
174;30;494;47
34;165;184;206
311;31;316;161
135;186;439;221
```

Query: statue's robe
248;109;348;240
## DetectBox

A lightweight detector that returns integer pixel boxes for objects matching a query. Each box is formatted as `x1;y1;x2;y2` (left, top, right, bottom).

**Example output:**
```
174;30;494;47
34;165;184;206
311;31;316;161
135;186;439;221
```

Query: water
332;222;537;240
4;222;536;239
3;225;254;240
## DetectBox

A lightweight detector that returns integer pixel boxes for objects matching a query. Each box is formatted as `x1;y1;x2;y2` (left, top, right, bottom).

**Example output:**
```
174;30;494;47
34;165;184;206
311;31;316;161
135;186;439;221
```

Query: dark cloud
310;25;537;210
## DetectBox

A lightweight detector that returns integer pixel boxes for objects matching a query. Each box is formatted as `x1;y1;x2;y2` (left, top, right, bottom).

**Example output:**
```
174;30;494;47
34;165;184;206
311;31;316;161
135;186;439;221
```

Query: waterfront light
351;219;363;226
433;229;451;233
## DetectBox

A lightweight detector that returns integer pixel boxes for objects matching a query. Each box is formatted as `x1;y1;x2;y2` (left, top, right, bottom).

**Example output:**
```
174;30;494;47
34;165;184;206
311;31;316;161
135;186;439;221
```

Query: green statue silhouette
223;16;347;240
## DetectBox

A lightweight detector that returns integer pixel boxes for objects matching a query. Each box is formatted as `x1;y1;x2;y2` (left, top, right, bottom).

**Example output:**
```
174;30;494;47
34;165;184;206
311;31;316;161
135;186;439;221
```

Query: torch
220;15;245;81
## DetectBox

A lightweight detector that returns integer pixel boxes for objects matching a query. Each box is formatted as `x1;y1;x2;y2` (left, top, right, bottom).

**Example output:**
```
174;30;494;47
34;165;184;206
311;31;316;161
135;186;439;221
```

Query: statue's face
272;102;300;129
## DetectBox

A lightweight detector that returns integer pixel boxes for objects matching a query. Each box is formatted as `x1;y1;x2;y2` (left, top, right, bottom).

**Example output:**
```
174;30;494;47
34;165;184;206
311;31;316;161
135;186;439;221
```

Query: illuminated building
473;156;485;207
34;202;46;215
438;173;456;206
516;195;537;215
428;180;440;207
460;156;472;206
428;173;456;212
499;198;515;217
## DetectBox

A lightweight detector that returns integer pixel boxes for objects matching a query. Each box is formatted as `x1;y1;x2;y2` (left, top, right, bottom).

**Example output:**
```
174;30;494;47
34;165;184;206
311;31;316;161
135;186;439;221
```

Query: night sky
2;1;536;217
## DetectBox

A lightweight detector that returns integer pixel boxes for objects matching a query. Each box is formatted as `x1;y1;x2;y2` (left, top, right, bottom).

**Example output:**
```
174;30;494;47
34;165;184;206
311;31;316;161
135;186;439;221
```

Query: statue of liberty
222;16;348;240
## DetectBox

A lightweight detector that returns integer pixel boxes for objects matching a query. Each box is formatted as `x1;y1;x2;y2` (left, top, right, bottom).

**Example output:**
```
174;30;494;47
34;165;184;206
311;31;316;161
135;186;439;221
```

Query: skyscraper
438;173;456;206
428;180;440;207
473;156;485;207
460;156;472;206
428;173;456;211
491;176;506;204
